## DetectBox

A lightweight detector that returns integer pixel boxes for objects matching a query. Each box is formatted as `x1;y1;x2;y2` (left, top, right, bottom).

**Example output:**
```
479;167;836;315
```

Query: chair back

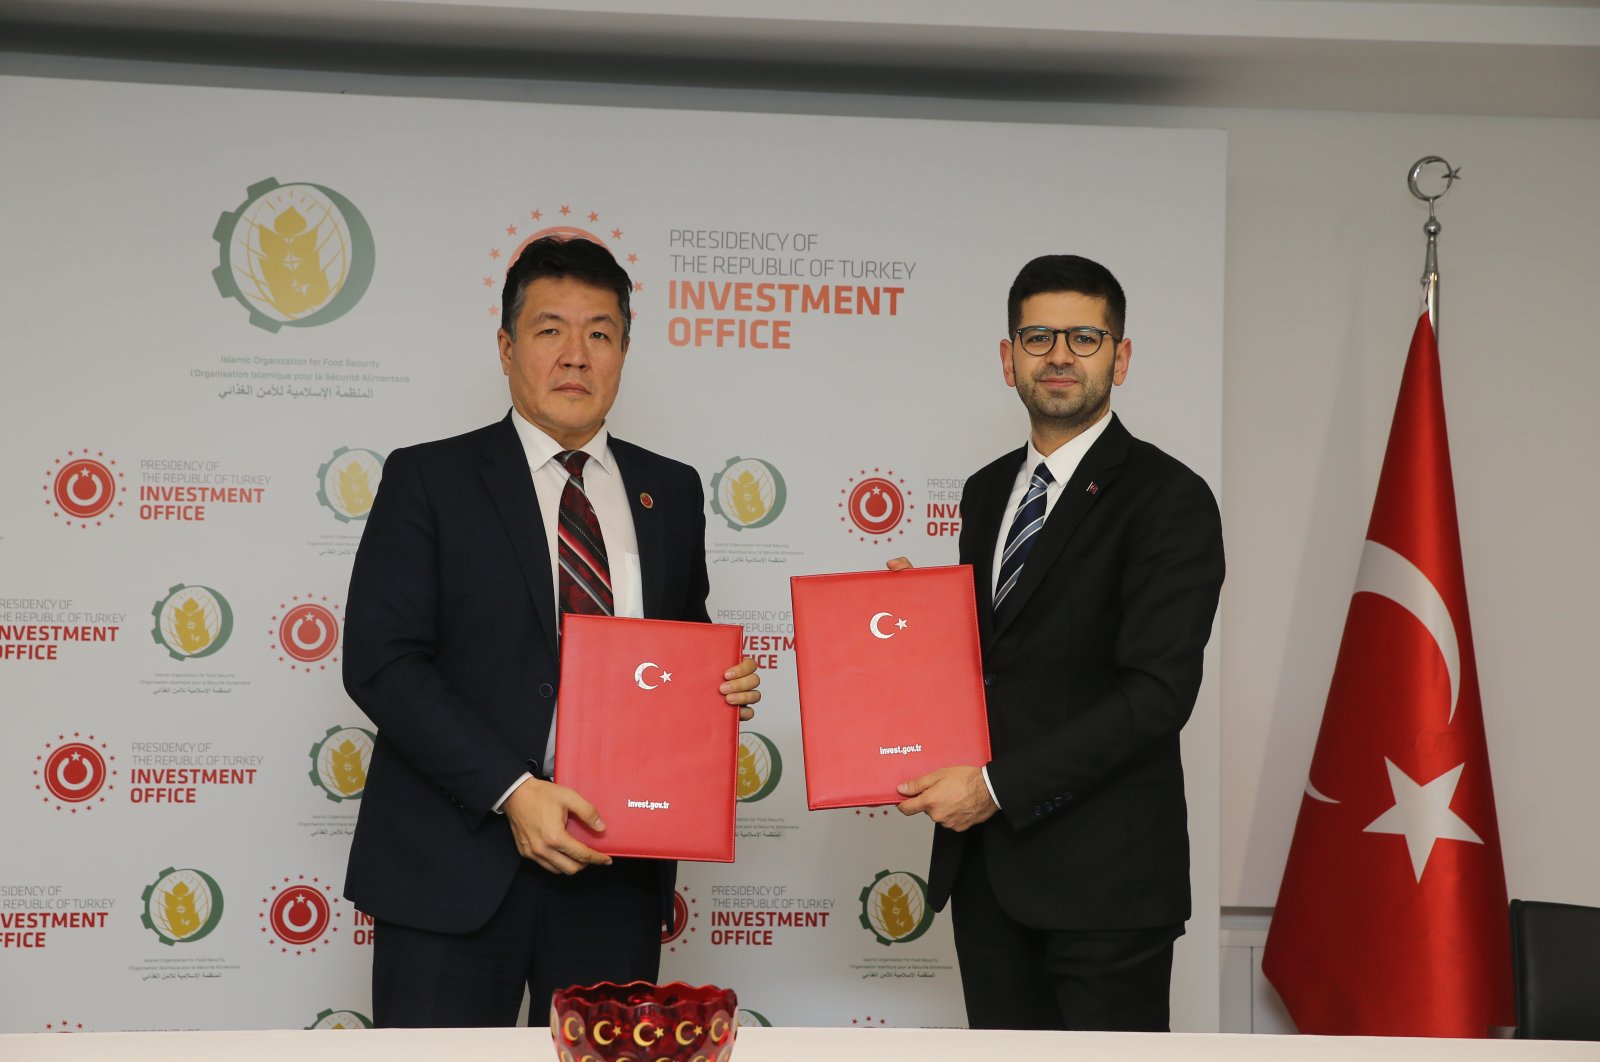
1510;898;1600;1040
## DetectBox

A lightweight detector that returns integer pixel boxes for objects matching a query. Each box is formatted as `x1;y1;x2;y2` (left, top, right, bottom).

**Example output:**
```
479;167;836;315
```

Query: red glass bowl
550;981;737;1062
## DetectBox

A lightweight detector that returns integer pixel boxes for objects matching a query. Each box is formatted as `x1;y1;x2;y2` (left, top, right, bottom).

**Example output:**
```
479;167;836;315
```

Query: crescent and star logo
1304;538;1486;883
633;661;673;690
269;594;342;672
43;450;125;528
838;468;913;543
35;734;116;812
661;886;699;952
868;612;908;640
213;178;375;332
476;204;643;323
260;875;341;955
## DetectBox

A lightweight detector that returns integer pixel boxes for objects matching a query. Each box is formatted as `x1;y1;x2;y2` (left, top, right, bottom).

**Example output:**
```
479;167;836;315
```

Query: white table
2;1027;1598;1061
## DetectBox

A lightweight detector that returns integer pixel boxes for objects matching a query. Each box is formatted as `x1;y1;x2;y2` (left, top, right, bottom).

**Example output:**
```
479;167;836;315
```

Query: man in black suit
342;236;759;1027
893;254;1224;1031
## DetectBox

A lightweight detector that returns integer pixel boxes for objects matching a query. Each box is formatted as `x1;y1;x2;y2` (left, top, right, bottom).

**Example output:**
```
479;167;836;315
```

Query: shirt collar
509;408;615;477
1028;409;1113;483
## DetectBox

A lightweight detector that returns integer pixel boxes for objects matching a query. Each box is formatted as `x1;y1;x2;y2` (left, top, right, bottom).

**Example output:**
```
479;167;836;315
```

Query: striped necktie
555;450;613;616
993;462;1054;615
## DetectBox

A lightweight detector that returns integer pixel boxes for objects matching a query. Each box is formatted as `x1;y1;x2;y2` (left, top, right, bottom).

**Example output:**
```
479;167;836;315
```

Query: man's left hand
721;656;761;722
896;766;997;831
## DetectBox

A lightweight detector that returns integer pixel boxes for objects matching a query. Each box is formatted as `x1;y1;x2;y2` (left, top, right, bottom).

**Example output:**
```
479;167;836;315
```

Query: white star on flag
895;618;908;630
660;672;672;683
1362;758;1483;882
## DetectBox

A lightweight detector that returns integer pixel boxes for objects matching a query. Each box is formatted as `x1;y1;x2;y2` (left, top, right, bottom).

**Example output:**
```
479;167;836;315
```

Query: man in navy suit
342;236;759;1027
893;255;1224;1031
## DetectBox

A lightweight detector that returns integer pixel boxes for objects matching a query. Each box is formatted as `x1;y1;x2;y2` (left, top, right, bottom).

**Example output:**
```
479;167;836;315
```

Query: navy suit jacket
929;414;1225;931
342;414;709;933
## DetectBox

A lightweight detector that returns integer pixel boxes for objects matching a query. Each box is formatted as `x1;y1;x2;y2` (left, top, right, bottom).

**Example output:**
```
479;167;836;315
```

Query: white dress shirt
496;410;643;809
981;409;1113;808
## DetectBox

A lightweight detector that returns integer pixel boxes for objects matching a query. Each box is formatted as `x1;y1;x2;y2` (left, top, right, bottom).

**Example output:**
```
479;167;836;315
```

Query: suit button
539;683;554;698
983;674;994;687
1032;804;1044;817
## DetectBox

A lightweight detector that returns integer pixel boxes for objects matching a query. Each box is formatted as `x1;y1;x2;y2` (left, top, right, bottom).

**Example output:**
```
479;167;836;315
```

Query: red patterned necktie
555;450;613;616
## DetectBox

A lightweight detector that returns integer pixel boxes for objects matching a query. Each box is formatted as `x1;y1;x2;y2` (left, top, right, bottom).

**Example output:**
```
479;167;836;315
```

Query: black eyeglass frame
1012;326;1118;358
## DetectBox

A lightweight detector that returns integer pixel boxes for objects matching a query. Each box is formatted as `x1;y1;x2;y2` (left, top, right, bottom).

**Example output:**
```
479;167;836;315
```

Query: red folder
790;565;990;809
554;615;743;862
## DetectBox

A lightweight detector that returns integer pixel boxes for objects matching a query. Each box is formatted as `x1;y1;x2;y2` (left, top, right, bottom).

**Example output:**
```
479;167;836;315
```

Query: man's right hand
886;556;915;571
502;777;612;875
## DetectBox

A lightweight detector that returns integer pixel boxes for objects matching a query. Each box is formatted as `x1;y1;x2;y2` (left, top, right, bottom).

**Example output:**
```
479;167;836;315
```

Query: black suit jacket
342;414;710;934
929;413;1225;931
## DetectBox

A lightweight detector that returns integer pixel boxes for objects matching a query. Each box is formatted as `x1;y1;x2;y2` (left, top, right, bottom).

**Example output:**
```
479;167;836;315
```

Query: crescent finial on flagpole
1408;156;1459;333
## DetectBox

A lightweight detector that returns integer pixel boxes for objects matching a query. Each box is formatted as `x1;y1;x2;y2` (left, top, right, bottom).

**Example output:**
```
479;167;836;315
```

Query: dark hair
501;236;632;340
1007;255;1126;339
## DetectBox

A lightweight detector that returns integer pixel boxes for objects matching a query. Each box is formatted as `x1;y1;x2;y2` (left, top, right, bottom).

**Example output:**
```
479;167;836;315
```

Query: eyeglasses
1013;326;1115;358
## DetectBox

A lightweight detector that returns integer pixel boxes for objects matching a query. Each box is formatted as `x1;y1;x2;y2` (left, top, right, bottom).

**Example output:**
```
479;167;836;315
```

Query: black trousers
950;829;1182;1031
371;857;661;1028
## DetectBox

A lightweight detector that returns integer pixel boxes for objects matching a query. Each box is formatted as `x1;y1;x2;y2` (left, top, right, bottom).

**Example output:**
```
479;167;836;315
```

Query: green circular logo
306;1008;373;1030
858;869;935;946
212;178;375;332
710;456;787;531
308;724;375;802
316;447;385;523
140;866;225;945
150;584;233;661
736;732;782;803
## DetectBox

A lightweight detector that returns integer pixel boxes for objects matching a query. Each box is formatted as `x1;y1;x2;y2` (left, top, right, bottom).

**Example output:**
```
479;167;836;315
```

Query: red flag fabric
1262;309;1513;1036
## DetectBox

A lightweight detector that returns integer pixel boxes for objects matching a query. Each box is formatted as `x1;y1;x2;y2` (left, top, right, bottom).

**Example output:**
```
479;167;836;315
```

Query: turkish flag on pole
1262;308;1513;1036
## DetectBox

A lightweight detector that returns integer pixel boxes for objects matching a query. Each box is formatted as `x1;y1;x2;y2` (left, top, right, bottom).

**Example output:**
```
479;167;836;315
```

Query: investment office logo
260;875;342;955
306;1008;372;1030
269;594;342;672
736;732;782;803
857;869;935;947
213;178;375;332
661;885;700;954
838;468;913;543
475;203;644;321
140;866;225;945
42;450;125;528
307;725;375;802
710;456;787;531
316;447;385;523
34;733;116;812
150;584;234;661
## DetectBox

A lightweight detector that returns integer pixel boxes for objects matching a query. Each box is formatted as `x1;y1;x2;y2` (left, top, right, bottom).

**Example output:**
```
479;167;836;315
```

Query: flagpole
1408;156;1460;335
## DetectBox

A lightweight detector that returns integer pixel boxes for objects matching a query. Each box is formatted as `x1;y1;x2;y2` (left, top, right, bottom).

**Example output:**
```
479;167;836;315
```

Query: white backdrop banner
0;74;1225;1034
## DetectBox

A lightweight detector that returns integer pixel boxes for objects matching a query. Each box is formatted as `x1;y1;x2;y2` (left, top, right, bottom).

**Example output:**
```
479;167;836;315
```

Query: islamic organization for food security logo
150;584;233;661
308;725;375;802
140;866;225;945
858;869;935;947
260;875;342;955
306;1009;372;1030
42;450;125;528
710;456;787;531
316;447;385;523
737;1010;772;1028
660;885;700;954
736;732;782;803
269;594;342;672
475;204;642;322
213;177;375;332
838;468;914;543
34;733;116;812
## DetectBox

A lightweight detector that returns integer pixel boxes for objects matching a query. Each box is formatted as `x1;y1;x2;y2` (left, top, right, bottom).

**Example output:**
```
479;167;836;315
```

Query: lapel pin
639;492;654;509
1086;482;1099;495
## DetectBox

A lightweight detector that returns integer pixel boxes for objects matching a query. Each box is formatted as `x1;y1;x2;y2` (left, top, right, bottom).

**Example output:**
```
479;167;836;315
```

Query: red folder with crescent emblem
790;565;990;809
554;615;744;862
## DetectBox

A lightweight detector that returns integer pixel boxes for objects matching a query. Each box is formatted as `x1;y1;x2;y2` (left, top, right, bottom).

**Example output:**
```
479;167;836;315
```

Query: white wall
6;38;1599;932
